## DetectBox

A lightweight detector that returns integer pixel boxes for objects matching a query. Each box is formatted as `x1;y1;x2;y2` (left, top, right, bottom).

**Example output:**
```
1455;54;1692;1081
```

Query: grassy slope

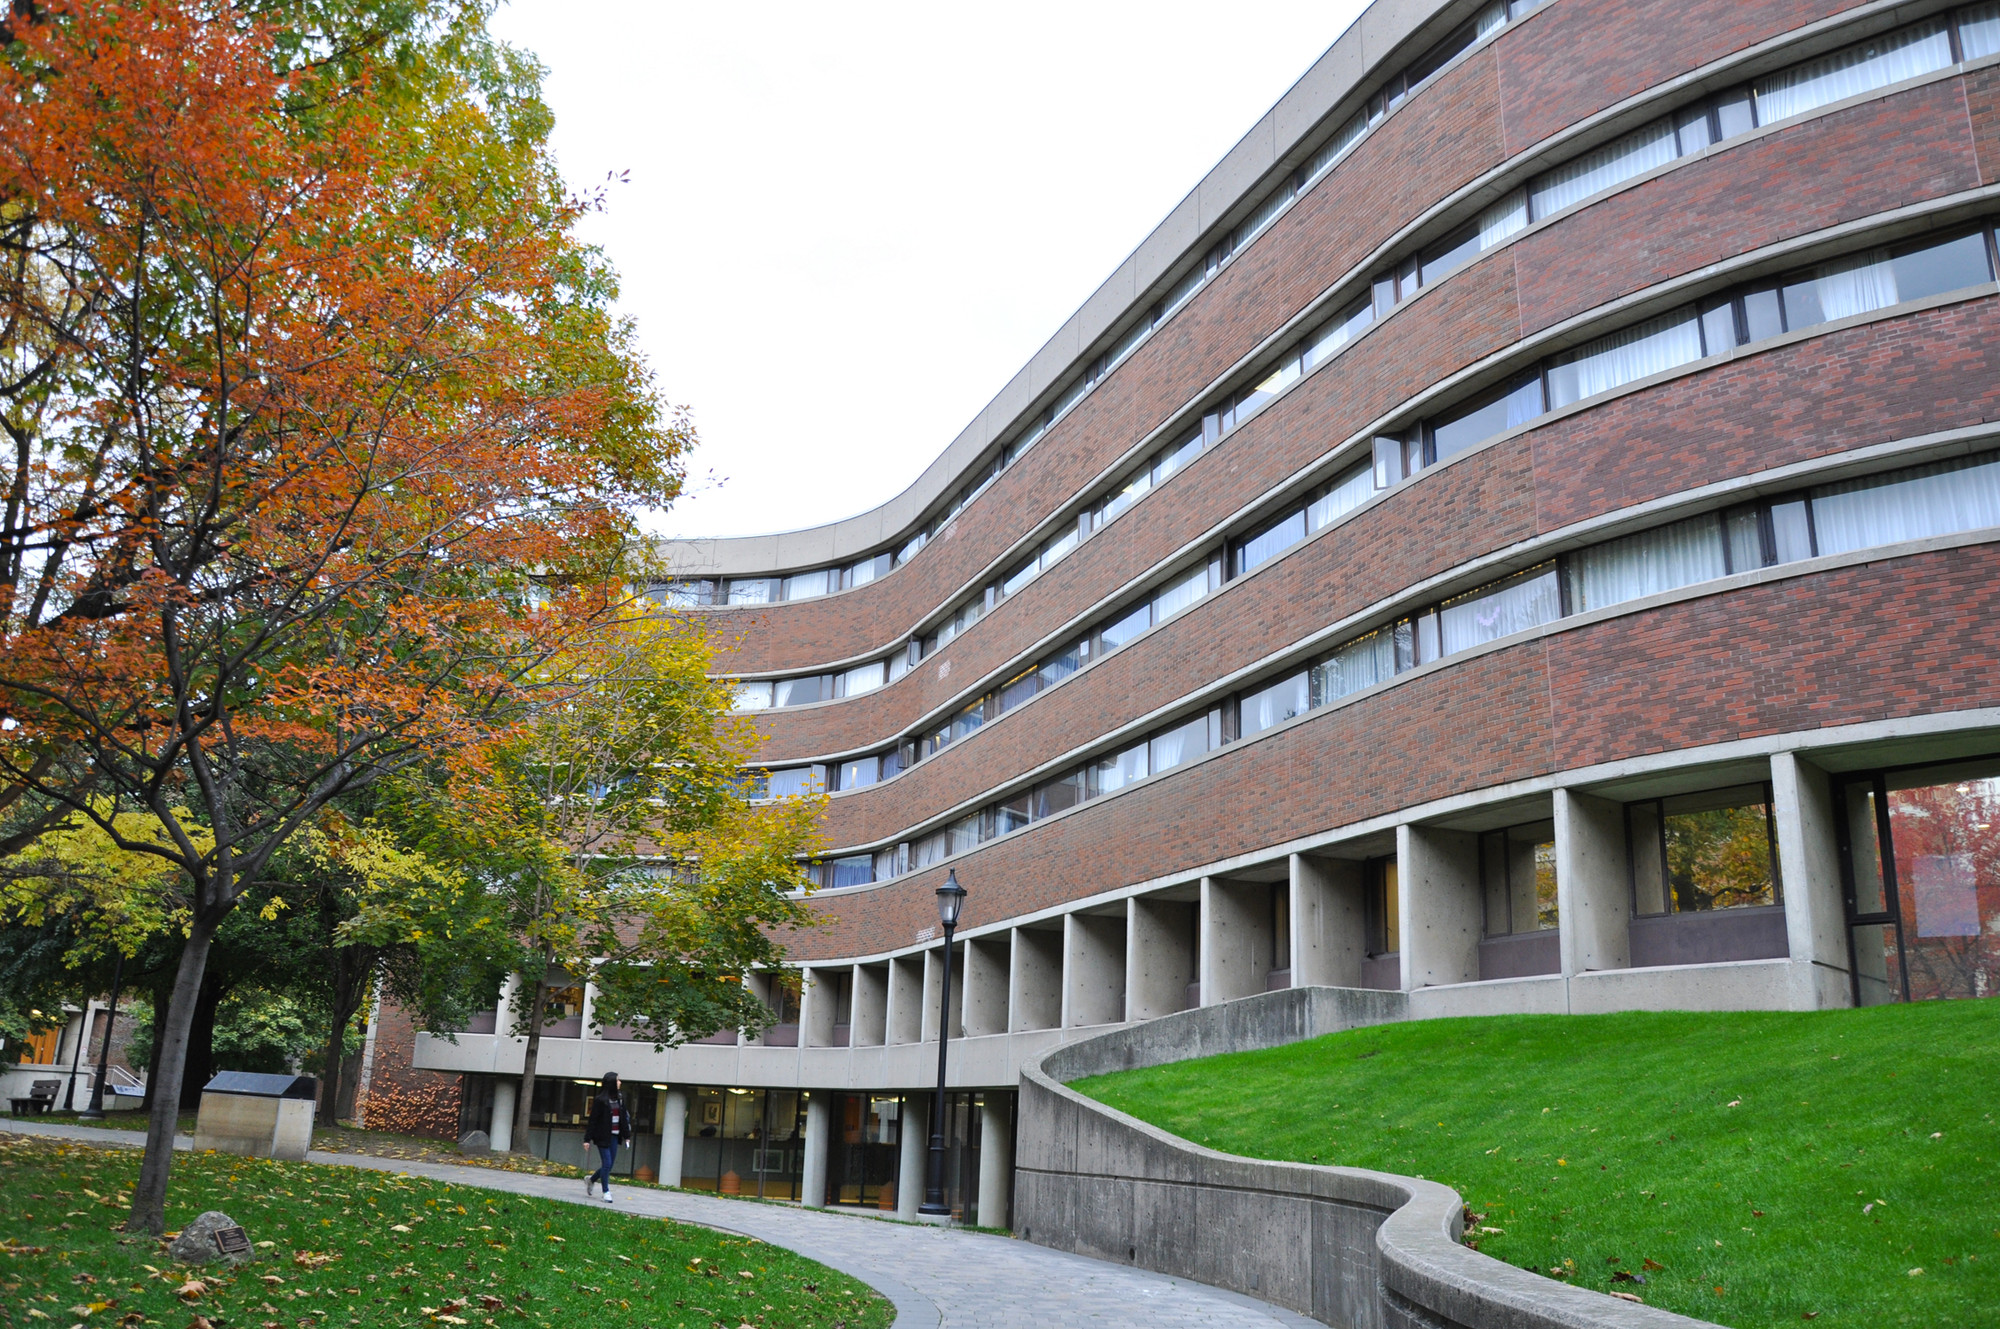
1074;999;2000;1328
0;1134;891;1329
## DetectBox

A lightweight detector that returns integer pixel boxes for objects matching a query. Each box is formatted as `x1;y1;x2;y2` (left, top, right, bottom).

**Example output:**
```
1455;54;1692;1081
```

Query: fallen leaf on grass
476;1295;504;1310
1609;1292;1643;1304
1642;1258;1666;1272
259;1275;284;1285
174;1280;207;1300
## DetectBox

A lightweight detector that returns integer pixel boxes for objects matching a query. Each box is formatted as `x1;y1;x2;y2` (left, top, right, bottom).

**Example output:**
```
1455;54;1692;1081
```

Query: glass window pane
1149;715;1211;773
1713;88;1756;139
1238;672;1310;739
836;757;878;791
765;767;821;800
998;667;1039;713
1033;771;1086;819
1881;759;2000;999
1479;188;1528;250
732;681;773;712
1770;498;1814;562
1741;287;1784;341
1097;603;1151;653
1421;223;1484;286
1313;628;1398;704
844;661;886;696
1430;375;1544;461
727;578;775;605
952;701;985;742
1754;20;1952;125
1303;298;1373;370
1725;505;1767;571
775;675;825;707
828;855;873;889
1038;643;1083;690
1962;2;2000;59
1154;431;1203;484
1437;565;1561;655
1233;509;1307;576
1152;566;1209;622
1810;452;2000;556
946;815;984;856
783;569;829;601
1674;104;1713;153
1889;229;1993;302
1511;820;1559;932
1530;118;1678;219
1092;744;1149;796
1309;465;1374;532
1570;514;1727;611
995;795;1032;835
1661;786;1777;911
1699;298;1737;355
1546;309;1703;408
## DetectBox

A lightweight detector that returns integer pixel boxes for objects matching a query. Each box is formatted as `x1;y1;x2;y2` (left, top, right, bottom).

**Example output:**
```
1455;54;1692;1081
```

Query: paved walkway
2;1117;1317;1329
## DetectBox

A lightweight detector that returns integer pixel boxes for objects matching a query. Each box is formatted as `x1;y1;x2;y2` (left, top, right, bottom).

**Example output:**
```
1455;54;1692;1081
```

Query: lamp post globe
918;871;966;1216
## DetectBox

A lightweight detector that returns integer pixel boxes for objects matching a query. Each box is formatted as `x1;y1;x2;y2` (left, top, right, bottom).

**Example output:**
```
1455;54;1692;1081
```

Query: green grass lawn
1074;999;2000;1329
0;1134;892;1329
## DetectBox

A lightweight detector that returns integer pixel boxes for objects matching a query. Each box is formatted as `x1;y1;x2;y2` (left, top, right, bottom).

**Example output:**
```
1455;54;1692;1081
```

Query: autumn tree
0;0;686;1233
353;612;823;1153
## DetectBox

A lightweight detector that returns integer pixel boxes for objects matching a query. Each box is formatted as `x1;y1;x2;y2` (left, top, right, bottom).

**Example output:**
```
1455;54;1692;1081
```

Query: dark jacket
584;1093;632;1146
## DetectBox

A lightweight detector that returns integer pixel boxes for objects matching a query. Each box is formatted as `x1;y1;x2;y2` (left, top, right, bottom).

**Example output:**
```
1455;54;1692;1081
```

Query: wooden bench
8;1080;60;1116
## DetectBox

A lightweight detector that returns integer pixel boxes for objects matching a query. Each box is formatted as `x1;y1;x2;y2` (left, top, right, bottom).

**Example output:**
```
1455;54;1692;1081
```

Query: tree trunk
320;948;351;1122
128;915;218;1235
509;973;549;1154
177;972;226;1110
140;975;171;1113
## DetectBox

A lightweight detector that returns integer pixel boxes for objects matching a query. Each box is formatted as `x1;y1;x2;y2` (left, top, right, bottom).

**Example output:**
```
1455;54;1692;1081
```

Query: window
1311;626;1400;704
1090;744;1149;796
843;661;886;697
1628;785;1781;915
816;855;873;889
782;569;829;602
732;681;774;712
727;578;776;606
1435;563;1560;656
1233;509;1307;577
774;675;828;707
1754;19;1952;126
1238;672;1310;739
1366;857;1400;956
1566;514;1728;612
764;767;823;801
1481;820;1558;936
1810;453;2000;556
652;579;716;608
1429;373;1545;461
833;756;878;792
1545;309;1704;409
1033;770;1087;819
1150;713;1217;774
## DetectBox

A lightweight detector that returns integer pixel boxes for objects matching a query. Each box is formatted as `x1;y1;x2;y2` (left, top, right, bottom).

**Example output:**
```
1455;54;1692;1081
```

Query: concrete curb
1016;987;1722;1329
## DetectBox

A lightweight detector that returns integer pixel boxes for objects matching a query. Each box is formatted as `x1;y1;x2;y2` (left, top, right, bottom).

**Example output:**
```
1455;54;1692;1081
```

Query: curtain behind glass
1309;466;1374;531
1962;2;2000;58
1240;673;1310;737
1479;188;1529;248
1570;515;1727;611
1531;119;1677;219
1149;716;1209;773
1546;309;1703;407
1810;454;2000;555
1754;21;1951;124
1314;629;1398;703
1438;567;1560;655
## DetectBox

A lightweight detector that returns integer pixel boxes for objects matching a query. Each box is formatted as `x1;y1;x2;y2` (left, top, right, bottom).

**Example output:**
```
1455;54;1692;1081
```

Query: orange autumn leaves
0;0;683;789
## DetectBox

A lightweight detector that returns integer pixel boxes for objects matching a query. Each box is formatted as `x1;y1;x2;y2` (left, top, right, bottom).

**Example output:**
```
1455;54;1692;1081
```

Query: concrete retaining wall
1016;986;1718;1329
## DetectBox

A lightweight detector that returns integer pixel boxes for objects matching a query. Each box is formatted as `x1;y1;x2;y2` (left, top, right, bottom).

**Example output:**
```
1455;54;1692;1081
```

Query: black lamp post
918;870;966;1217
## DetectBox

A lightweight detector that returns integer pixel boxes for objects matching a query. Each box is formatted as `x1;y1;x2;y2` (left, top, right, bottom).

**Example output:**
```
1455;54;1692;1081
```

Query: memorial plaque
212;1225;251;1256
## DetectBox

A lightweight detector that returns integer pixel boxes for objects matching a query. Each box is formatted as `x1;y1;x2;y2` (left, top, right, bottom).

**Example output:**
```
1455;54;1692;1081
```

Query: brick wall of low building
356;999;461;1141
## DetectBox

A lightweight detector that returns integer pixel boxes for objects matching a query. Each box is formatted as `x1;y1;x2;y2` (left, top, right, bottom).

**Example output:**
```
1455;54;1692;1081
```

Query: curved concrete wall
1016;986;1719;1329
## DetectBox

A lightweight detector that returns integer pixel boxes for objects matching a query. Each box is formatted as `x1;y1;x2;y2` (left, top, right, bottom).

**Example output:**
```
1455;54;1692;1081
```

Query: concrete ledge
1017;986;1721;1329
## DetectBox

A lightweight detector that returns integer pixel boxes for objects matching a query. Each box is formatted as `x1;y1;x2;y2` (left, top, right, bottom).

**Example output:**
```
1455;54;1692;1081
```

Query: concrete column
895;1092;928;1220
1063;912;1126;1027
919;947;946;1044
887;954;923;1044
977;1094;1013;1230
1200;876;1267;1004
1400;823;1480;989
803;968;837;1048
1291;854;1364;987
1008;926;1062;1030
658;1088;688;1188
493;974;521;1036
962;936;1010;1037
800;1093;830;1209
1555;788;1631;976
1126;897;1195;1020
852;964;887;1047
489;1079;516;1152
1772;751;1853;1010
578;980;597;1039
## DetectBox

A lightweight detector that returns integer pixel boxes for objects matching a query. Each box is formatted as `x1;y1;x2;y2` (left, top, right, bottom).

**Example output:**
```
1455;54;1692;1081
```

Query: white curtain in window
1095;745;1149;794
1755;21;1952;124
914;833;948;869
1241;673;1310;738
1479;188;1529;249
1810;455;2000;555
1570;515;1727;612
1152;567;1209;621
1149;716;1209;772
731;682;773;712
843;661;886;696
1805;250;1898;321
1531;119;1677;219
1962;3;2000;58
1438;567;1561;655
1546;310;1704;407
946;815;983;856
1316;629;1396;702
1309;465;1375;531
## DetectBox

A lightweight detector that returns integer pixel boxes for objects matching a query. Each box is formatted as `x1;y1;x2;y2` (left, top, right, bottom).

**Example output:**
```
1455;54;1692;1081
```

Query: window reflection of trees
1664;806;1776;911
1887;774;2000;1001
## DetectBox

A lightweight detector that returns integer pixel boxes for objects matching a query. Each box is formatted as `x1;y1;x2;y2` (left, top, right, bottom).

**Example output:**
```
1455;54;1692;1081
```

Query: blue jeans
590;1142;617;1189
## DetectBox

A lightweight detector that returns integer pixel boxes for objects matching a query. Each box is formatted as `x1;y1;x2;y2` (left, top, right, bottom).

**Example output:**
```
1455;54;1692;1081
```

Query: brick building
407;0;2000;1225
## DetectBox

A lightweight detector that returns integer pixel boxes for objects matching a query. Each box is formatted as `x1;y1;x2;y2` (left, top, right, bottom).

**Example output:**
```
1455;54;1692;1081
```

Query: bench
8;1080;60;1116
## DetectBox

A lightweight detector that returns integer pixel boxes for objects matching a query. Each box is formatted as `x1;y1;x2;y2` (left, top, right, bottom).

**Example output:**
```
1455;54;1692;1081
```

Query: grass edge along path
0;1132;894;1329
1073;999;1999;1329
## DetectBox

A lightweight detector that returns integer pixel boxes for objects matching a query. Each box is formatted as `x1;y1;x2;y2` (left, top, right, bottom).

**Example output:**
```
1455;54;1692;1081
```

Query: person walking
584;1072;633;1203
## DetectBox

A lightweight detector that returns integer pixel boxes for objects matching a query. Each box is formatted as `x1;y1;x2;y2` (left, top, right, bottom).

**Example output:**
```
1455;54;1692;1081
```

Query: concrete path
2;1117;1318;1329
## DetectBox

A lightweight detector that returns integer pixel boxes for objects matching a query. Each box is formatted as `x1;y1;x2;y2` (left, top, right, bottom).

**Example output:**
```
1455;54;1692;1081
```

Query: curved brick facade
415;0;2000;1230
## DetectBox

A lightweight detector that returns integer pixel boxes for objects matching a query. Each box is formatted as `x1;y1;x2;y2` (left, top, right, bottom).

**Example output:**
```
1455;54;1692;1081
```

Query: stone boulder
458;1130;490;1154
168;1210;252;1266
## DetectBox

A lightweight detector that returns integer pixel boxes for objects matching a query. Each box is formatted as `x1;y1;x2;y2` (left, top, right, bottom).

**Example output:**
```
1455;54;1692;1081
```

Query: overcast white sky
486;1;1371;541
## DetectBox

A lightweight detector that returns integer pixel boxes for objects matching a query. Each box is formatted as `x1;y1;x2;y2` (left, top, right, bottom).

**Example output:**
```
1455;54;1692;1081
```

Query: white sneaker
601;1188;614;1203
